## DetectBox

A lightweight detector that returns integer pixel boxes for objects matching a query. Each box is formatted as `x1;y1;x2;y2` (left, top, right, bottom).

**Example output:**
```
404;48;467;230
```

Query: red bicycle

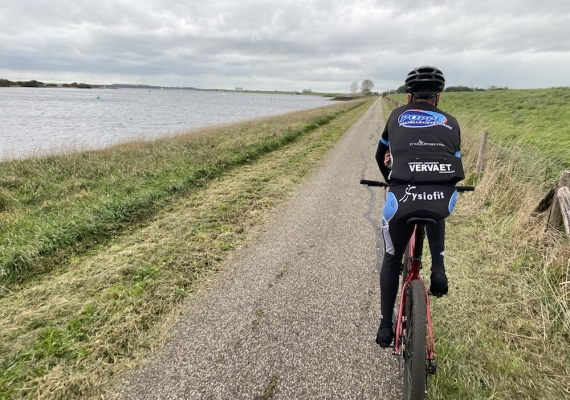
360;179;474;399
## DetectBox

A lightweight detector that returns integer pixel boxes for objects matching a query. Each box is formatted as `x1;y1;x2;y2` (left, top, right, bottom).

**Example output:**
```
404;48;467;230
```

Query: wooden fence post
548;171;570;231
556;186;570;237
476;131;488;174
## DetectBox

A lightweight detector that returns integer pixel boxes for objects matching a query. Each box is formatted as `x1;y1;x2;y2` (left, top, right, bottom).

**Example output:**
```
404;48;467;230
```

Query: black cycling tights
379;219;445;326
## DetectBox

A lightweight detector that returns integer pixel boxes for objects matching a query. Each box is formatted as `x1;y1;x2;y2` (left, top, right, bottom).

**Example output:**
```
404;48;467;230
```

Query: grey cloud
1;0;570;91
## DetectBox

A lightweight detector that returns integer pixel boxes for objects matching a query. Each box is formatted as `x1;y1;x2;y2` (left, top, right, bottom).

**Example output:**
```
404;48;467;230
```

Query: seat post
406;218;436;260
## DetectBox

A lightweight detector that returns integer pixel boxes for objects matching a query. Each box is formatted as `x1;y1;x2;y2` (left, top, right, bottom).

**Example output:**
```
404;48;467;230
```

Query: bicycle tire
403;279;427;400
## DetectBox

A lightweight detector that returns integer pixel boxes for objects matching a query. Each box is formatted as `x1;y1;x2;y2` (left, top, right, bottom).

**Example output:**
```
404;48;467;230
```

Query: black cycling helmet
404;65;445;98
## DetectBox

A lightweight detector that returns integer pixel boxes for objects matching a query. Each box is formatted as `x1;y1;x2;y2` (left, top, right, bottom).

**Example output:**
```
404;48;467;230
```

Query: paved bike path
114;98;400;399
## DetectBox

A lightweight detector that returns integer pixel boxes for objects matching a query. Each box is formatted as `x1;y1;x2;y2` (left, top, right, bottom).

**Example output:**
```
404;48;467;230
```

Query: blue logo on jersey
398;109;452;130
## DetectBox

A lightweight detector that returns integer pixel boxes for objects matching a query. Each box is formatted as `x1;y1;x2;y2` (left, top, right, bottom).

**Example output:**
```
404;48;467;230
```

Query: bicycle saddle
406;217;437;226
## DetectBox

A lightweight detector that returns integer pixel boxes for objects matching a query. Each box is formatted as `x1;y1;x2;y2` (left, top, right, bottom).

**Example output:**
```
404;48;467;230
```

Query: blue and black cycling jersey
375;101;464;185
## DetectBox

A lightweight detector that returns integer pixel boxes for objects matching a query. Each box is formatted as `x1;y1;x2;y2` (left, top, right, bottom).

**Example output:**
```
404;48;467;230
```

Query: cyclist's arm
450;124;464;184
457;128;461;157
375;126;391;182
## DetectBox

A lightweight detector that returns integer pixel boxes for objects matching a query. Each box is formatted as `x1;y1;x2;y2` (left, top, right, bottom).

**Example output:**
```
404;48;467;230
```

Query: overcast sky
1;0;569;92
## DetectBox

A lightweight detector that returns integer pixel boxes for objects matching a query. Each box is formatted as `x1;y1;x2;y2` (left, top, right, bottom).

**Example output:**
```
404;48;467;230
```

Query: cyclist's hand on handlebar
384;151;391;168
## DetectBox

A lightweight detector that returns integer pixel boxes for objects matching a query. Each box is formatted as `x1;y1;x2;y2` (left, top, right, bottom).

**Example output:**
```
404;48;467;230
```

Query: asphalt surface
114;98;401;399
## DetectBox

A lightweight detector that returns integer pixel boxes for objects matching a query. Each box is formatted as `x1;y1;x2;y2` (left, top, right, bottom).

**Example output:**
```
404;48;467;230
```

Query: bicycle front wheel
403;279;427;400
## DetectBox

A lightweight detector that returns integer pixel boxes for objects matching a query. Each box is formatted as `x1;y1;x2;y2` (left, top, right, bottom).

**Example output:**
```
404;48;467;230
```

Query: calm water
0;88;333;160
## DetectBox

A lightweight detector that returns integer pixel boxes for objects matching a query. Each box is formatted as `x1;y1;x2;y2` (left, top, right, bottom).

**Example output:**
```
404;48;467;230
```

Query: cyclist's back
378;99;464;186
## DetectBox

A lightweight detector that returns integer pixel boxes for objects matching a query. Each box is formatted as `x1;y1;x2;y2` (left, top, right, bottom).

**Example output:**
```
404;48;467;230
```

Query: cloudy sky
1;0;569;93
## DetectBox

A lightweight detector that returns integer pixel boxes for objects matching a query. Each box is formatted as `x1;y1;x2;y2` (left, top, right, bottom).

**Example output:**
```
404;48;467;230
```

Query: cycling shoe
376;325;394;348
430;271;448;297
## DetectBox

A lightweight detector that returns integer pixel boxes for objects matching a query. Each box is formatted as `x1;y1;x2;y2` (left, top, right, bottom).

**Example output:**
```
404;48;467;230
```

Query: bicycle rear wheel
403;279;427;400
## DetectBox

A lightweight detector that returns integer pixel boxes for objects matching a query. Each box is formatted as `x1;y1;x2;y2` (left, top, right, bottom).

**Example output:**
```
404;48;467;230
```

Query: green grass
440;88;570;170
0;98;374;399
0;101;367;284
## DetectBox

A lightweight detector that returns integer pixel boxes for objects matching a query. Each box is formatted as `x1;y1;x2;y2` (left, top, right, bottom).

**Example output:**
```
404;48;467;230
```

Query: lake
0;88;333;161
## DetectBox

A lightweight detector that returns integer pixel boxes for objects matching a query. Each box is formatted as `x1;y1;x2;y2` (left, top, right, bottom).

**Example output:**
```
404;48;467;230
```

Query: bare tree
360;79;374;95
349;81;359;94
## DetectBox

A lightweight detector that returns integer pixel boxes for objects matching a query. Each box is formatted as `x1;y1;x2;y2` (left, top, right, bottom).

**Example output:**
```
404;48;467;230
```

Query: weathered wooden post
476;131;488;174
548;171;570;232
556;186;570;237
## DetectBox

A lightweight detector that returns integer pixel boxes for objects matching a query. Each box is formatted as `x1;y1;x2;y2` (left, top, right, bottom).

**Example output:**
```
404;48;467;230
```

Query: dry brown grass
428;113;570;399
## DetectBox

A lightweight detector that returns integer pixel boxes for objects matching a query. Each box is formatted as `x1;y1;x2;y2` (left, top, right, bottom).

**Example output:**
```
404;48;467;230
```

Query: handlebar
359;179;389;188
456;186;475;192
359;179;475;192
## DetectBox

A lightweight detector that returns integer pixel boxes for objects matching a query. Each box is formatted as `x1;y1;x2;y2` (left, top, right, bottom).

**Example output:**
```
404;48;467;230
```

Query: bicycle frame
393;223;436;364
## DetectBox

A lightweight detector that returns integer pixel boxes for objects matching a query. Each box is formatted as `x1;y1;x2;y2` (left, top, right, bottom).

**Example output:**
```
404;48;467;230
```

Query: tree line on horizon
1;77;509;94
347;79;511;97
0;79;95;88
388;84;509;94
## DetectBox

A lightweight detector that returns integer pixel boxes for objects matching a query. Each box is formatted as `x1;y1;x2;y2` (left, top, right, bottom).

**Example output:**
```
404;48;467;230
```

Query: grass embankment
386;89;570;399
0;98;374;399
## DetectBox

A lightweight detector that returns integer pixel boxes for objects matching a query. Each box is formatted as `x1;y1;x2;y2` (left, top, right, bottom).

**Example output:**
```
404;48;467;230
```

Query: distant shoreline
0;79;351;96
0;85;351;97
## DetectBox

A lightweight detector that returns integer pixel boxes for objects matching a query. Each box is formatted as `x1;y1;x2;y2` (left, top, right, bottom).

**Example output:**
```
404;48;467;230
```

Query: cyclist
374;66;465;347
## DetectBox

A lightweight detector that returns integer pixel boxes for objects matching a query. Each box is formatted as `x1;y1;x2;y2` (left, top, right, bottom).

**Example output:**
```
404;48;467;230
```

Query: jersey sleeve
375;124;391;182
